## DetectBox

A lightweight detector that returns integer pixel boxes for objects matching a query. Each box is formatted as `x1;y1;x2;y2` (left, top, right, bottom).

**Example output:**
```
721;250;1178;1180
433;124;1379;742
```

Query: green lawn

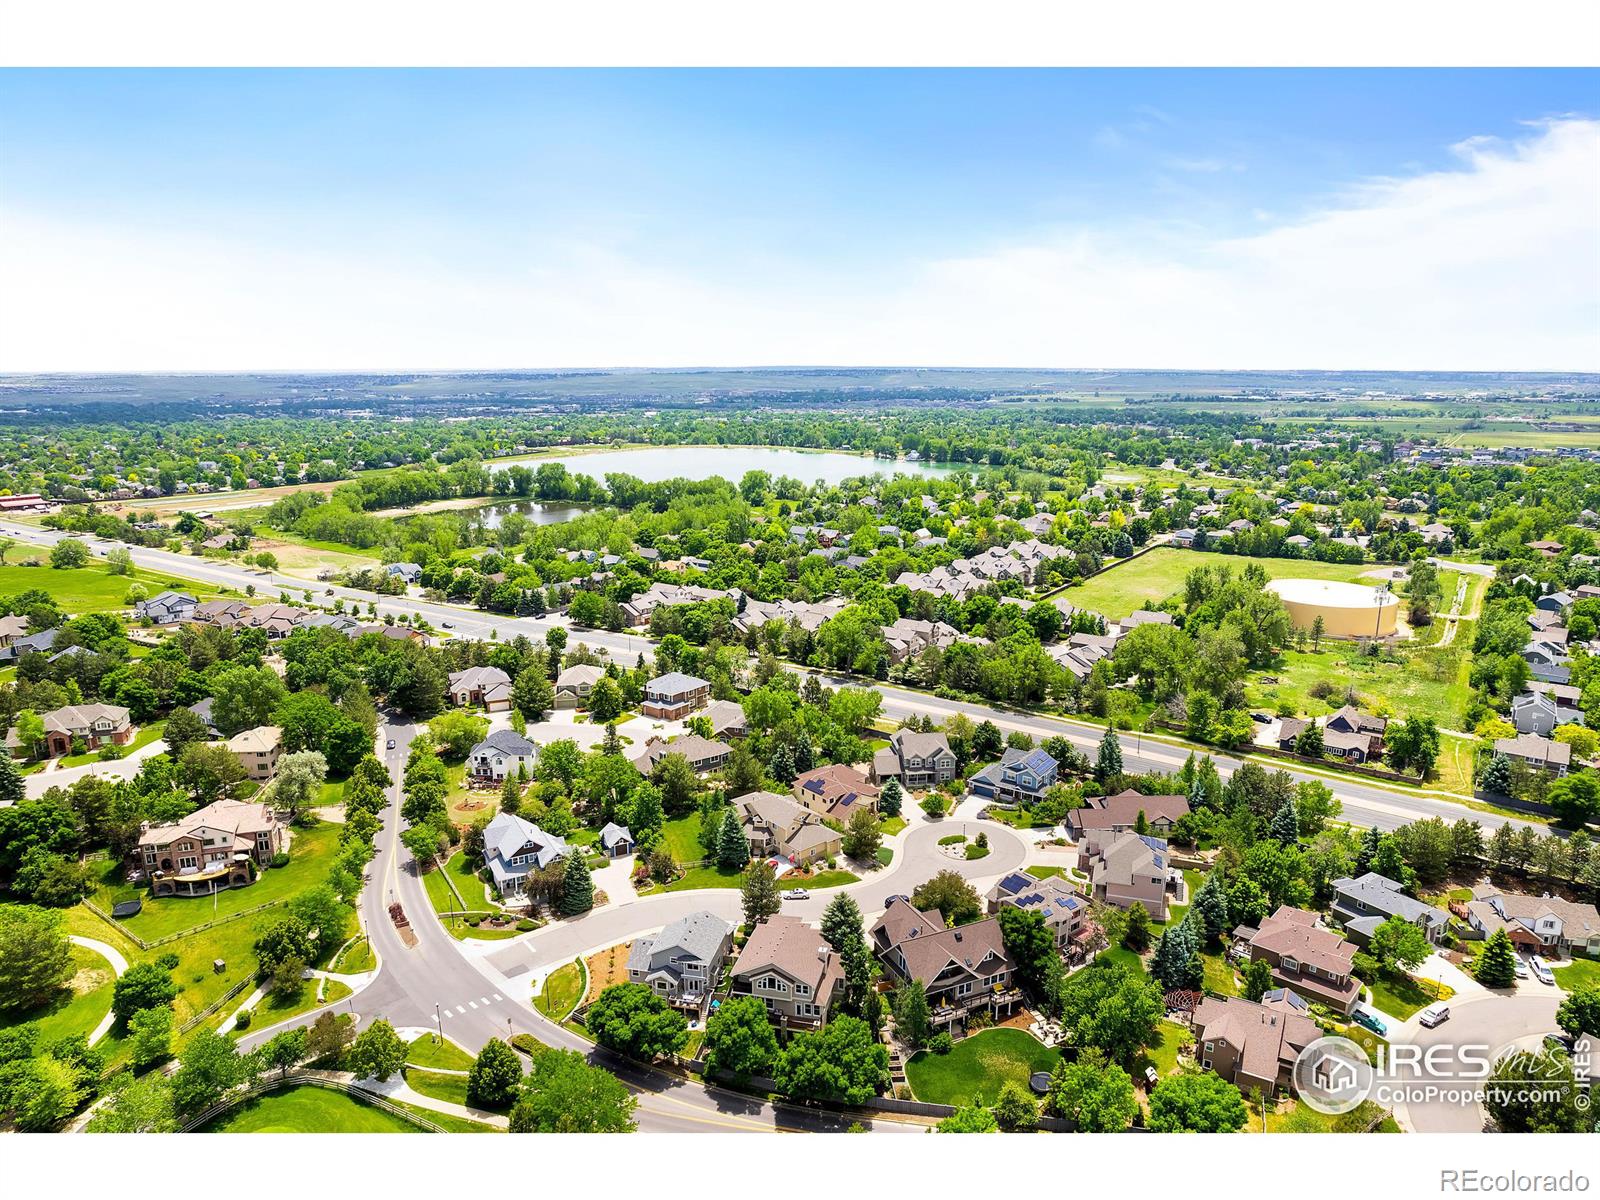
661;864;745;892
406;1034;475;1071
1063;548;1375;621
1366;971;1451;1021
403;1067;473;1109
1246;640;1473;730
198;1084;425;1133
1139;1020;1191;1080
535;962;585;1021
1201;949;1239;996
1098;945;1148;976
1027;865;1068;880
54;721;168;767
103;820;344;942
0;942;116;1045
1553;957;1600;991
329;936;376;974
660;814;707;864
905;1028;1062;1107
0;561;227;613
388;1098;500;1133
795;869;861;889
880;816;907;836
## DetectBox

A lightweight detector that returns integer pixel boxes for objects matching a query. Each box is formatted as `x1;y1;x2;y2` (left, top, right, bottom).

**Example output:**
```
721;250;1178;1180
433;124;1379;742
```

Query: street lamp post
435;1002;443;1044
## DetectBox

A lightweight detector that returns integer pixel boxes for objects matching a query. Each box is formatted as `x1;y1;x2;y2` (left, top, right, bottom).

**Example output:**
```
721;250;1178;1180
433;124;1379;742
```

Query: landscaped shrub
516;918;537;931
270;852;291;868
156;952;180;970
929;1032;953;1055
235;1009;252;1030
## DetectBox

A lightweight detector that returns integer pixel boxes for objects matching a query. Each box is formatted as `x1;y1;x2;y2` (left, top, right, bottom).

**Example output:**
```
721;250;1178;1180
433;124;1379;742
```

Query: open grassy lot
0;942;116;1045
1062;548;1374;620
905;1027;1061;1107
198;1084;425;1133
0;560;228;610
406;1033;475;1071
100;820;343;942
1246;640;1472;729
660;814;706;864
535;961;585;1020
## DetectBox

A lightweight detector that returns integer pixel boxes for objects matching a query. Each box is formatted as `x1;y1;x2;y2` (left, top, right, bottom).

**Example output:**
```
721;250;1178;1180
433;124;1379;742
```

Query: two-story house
1330;872;1450;945
481;810;570;898
1064;788;1190;841
733;790;842;866
870;729;958;789
630;734;731;775
792;763;880;821
11;703;135;758
1235;906;1360;1015
968;747;1059;806
640;671;711;721
986;870;1097;962
869;897;1020;1031
1463;886;1600;959
729;915;845;1031
226;724;283;782
1192;990;1322;1097
554;664;606;709
134;590;198;625
1493;732;1572;776
446;666;514;712
627;910;735;1015
1080;831;1173;921
467;729;538;782
132;798;285;897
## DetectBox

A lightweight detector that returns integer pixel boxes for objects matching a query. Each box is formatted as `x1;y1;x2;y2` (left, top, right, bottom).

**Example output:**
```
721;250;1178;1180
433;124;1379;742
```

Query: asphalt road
238;720;919;1133
0;518;1544;838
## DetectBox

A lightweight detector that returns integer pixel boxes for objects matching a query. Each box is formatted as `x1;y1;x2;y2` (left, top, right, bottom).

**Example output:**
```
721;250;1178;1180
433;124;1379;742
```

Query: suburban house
734;790;842;866
986;870;1097;961
447;666;514;711
132;798;285;897
1513;686;1584;735
226;725;283;782
481;810;570;898
640;671;711;721
0;626;57;663
467;728;538;782
11;703;135;758
792;763;880;820
0;613;30;650
869;897;1020;1030
729;915;845;1031
385;562;422;584
968;747;1059;807
627;910;734;1014
134;590;198;625
630;734;731;775
1235;905;1360;1015
703;698;748;739
554;663;605;709
1064;788;1190;841
871;729;958;789
1462;887;1600;958
599;822;634;858
621;582;736;626
1493;732;1572;775
1080;831;1173;920
1192;991;1322;1097
1522;640;1572;685
1330;872;1450;944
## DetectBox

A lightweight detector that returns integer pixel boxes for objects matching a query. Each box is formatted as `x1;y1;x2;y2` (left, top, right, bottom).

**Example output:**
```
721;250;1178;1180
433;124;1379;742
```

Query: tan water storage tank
1267;578;1398;638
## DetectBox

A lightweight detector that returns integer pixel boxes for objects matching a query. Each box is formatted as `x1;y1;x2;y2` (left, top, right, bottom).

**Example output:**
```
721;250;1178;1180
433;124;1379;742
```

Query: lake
488;445;962;487
462;500;590;530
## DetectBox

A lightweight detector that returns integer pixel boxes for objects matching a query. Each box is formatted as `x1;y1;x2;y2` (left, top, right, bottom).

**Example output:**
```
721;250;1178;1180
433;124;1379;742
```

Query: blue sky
1;69;1596;370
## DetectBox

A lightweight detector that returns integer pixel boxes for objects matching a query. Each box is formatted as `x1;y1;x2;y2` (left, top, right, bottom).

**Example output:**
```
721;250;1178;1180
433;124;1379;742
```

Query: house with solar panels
968;746;1058;807
869;896;1021;1032
1080;831;1175;921
986;871;1098;962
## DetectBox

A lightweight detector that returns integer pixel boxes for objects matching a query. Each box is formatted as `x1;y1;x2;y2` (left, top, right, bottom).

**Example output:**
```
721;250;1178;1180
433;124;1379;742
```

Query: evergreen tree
715;808;749;871
878;778;903;819
499;773;521;815
1355;825;1382;874
1095;727;1123;783
601;722;622;756
741;861;780;925
1479;753;1513;796
1122;901;1153;951
1191;871;1230;945
1474;928;1519;989
0;750;23;807
821;893;866;955
557;851;594;916
892;979;932;1048
1154;915;1203;991
1269;795;1299;845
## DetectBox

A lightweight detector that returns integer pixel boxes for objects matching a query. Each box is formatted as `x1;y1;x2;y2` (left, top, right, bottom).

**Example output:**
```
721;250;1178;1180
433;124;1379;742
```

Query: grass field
660;814;706;864
0;942;116;1045
905;1027;1061;1107
0;561;227;612
1061;548;1376;620
1246;639;1472;729
1138;1019;1191;1080
101;820;343;942
1367;971;1452;1021
329;936;376;974
403;1067;473;1109
1553;957;1600;991
535;961;585;1020
406;1033;475;1071
198;1084;424;1133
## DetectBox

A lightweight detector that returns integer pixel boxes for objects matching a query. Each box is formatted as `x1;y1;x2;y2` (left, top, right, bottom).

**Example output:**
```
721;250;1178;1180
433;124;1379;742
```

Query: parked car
782;888;810;901
442;621;454;628
1352;1009;1388;1036
386;738;396;750
1531;956;1556;985
1419;1002;1451;1029
1514;956;1530;979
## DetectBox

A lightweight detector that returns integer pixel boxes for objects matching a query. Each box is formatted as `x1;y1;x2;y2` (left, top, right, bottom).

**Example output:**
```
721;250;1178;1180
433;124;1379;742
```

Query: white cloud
1;117;1596;371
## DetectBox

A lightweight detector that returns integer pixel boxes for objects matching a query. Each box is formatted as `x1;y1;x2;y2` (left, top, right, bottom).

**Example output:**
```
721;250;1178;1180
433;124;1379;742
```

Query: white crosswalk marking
442;1009;453;1019
492;993;503;1002
479;996;490;1005
455;1005;465;1015
468;1000;479;1009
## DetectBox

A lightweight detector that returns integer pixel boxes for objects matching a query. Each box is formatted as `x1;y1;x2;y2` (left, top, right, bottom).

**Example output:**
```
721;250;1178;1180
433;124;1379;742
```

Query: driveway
23;737;169;798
